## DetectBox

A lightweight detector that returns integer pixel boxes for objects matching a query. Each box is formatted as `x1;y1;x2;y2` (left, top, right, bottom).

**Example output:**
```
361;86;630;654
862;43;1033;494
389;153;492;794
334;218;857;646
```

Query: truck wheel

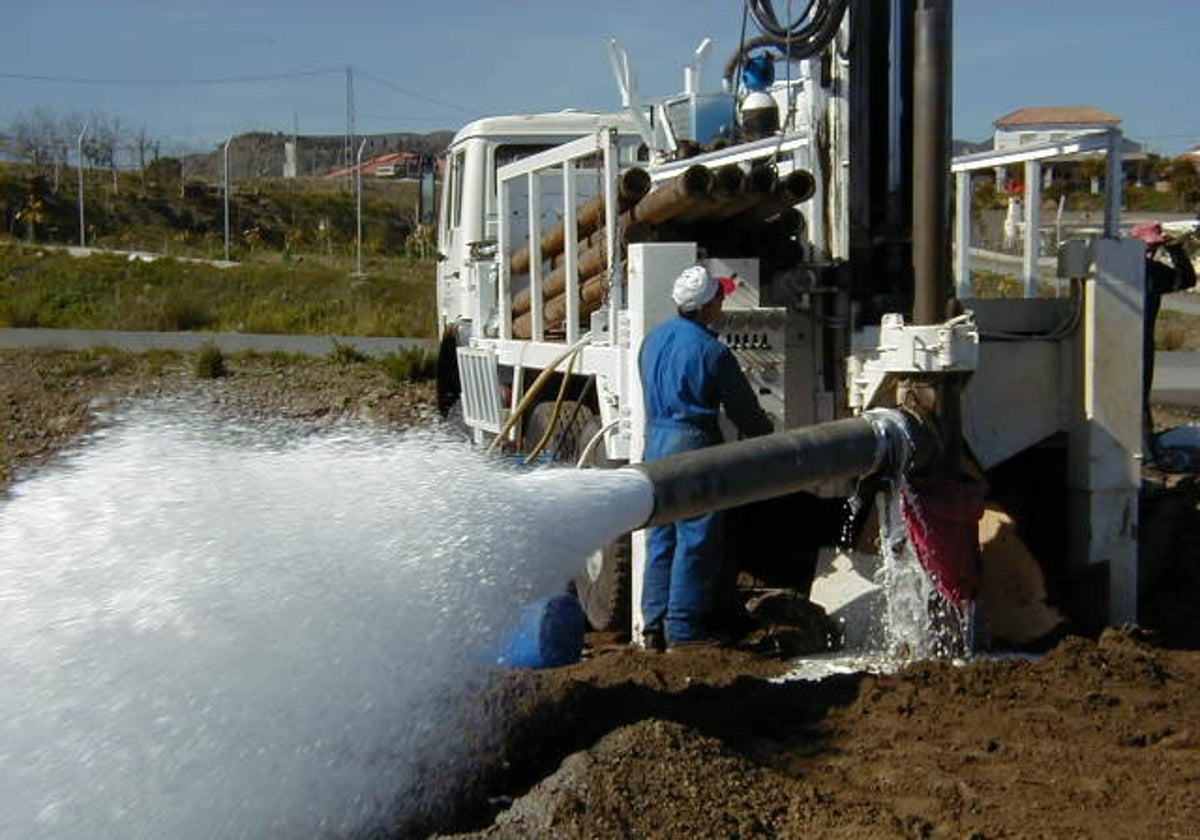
523;399;632;632
575;535;632;632
435;325;461;418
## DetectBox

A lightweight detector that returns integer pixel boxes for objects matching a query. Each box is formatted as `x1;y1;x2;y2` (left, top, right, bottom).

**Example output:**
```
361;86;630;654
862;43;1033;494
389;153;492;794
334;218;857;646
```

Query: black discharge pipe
630;409;931;527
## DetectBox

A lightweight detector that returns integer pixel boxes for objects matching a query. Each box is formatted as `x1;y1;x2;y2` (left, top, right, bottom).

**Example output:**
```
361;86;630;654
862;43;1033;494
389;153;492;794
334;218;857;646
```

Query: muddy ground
4;348;1200;839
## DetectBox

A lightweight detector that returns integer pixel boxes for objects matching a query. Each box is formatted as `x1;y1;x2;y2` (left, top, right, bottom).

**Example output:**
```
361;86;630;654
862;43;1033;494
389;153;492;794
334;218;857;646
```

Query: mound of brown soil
427;629;1200;839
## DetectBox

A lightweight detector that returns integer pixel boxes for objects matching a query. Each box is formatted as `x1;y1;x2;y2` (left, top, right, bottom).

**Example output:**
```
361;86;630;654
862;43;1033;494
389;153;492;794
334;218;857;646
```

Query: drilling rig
434;0;1145;647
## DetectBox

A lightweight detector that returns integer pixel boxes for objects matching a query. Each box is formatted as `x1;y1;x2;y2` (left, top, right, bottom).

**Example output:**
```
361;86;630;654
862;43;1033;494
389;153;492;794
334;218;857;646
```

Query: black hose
724;0;850;86
631;409;930;527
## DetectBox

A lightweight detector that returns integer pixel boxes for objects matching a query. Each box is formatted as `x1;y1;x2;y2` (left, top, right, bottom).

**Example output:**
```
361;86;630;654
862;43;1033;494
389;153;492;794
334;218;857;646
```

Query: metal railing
950;129;1122;298
495;128;642;346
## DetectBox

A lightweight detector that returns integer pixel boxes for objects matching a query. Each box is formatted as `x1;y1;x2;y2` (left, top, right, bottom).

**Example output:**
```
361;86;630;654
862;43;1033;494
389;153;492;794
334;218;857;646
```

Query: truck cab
436;111;642;344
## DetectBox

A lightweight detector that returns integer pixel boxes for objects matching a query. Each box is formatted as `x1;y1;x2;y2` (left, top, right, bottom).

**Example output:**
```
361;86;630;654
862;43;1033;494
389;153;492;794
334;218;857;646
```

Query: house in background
993;106;1121;150
988;106;1149;192
325;150;430;181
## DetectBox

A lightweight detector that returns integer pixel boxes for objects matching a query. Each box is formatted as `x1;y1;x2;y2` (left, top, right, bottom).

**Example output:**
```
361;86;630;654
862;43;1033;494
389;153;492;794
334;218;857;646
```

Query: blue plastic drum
499;594;587;669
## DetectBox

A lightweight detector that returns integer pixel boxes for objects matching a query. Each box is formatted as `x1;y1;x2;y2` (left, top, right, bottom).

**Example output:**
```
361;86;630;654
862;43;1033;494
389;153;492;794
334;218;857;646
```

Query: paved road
1163;290;1200;317
0;328;434;358
1155;351;1200;408
1156;292;1200;407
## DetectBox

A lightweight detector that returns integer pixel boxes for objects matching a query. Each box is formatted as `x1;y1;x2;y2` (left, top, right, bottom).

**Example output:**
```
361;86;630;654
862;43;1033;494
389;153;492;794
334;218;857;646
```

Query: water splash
876;480;973;660
0;403;652;839
876;482;936;658
791;479;972;681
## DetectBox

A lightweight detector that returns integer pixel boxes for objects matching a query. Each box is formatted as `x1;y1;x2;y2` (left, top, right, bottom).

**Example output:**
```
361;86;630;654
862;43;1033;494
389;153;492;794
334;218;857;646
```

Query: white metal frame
951;129;1122;298
476;127;643;449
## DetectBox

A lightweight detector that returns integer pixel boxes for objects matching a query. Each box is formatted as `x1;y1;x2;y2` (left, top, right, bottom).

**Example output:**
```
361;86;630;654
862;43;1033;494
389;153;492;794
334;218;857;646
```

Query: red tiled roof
325;150;420;180
994;106;1121;129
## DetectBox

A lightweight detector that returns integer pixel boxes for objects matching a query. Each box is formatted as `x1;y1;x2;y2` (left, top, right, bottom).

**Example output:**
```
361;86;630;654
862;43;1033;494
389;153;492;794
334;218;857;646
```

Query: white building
991;106;1146;192
993;106;1121;150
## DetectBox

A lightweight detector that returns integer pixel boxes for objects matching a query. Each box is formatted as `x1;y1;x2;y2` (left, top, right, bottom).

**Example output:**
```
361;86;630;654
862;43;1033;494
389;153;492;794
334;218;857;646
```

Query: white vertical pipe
954;170;971;299
498;175;512;340
1023;159;1042;297
562;160;579;344
602;129;621;341
528;171;544;340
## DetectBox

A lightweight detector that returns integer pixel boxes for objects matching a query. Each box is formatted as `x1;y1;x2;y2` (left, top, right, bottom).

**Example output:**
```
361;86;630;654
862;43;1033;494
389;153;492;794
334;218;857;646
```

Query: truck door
437;147;467;329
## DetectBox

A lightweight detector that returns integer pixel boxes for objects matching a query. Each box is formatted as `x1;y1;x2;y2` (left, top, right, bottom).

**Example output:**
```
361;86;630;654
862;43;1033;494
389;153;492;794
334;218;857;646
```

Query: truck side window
448;150;465;230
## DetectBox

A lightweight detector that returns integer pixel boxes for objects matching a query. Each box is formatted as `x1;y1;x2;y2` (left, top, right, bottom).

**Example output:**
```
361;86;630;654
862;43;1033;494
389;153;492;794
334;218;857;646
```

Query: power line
354;69;475;114
0;68;344;86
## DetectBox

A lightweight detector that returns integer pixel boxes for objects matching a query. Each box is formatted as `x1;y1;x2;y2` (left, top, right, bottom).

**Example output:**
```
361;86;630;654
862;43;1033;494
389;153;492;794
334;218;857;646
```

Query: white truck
433;0;1146;643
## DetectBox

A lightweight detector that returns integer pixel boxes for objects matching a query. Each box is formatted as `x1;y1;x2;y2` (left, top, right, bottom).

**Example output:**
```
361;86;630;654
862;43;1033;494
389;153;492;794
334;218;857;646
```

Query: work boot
641;629;666;653
666;632;730;652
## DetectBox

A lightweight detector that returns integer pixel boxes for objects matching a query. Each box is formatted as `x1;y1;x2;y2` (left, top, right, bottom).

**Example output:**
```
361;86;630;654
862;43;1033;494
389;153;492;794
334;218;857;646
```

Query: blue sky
4;0;1198;156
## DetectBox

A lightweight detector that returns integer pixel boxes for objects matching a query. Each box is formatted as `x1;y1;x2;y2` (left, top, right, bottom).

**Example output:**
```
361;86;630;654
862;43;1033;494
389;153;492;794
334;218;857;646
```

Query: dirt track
4;348;1200;839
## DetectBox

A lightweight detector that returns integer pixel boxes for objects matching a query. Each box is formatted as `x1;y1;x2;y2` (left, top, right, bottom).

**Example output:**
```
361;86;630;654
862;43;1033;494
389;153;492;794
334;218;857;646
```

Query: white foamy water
877;484;936;659
0;404;653;839
787;484;964;682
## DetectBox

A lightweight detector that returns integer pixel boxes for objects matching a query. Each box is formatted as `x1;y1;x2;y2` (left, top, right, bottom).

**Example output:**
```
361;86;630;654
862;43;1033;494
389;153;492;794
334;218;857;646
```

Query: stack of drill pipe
622;165;783;247
668;164;746;225
725;169;816;226
509;165;714;324
625;164;714;226
508;164;813;338
513;271;609;339
697;164;780;223
562;162;721;255
512;239;608;316
508;167;651;276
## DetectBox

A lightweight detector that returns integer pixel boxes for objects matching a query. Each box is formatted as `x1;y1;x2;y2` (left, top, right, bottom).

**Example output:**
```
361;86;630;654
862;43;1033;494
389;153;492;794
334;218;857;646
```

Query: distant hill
952;138;993;157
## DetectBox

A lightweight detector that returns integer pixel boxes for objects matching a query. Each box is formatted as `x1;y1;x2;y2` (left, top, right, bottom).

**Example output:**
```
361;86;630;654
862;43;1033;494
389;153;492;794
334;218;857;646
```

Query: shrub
194;342;227;378
376;347;436;384
329;340;369;365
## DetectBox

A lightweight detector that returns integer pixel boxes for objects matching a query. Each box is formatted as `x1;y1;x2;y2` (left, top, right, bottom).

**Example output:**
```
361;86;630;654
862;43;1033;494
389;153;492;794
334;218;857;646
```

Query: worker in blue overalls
639;264;773;651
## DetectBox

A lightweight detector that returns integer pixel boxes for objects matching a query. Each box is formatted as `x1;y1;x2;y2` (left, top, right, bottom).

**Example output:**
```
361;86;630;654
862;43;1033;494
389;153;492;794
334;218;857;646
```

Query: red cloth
900;479;986;606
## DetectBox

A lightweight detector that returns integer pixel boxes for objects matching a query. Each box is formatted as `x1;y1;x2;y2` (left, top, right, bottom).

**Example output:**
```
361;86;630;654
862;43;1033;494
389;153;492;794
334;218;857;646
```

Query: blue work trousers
642;421;722;644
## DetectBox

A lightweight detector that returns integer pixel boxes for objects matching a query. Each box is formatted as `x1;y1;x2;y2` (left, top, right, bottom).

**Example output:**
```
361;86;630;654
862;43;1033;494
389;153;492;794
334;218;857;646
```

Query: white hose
575;418;621;468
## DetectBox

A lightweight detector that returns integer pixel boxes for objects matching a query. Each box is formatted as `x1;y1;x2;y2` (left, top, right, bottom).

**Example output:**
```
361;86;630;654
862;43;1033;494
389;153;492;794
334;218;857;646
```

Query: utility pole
77;123;88;248
356;137;367;276
223;137;233;261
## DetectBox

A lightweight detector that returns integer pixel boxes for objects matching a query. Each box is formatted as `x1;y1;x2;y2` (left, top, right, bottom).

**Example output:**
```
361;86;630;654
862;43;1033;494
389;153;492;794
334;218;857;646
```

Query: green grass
0;242;436;338
194;342;228;378
374;346;437;383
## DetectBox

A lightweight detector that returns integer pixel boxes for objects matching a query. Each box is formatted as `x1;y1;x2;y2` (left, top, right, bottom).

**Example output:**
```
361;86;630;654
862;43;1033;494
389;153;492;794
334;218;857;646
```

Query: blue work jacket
639;315;773;445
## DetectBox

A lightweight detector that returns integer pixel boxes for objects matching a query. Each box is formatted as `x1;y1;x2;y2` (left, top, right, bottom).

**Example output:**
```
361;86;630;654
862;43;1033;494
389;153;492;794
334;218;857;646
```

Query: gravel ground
4;347;1200;839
